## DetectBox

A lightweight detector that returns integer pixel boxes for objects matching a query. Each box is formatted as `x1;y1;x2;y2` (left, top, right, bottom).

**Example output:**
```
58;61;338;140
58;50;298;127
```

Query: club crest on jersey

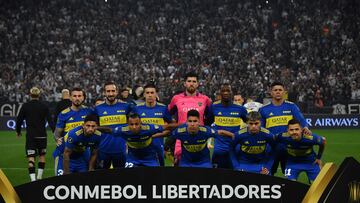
198;102;203;107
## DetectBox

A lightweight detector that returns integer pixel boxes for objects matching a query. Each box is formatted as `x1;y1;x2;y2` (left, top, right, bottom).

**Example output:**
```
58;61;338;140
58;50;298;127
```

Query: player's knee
28;160;35;168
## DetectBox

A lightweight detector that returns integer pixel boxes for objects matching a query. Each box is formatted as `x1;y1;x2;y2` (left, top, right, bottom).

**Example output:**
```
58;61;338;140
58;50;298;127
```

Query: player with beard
168;72;212;165
53;87;93;176
208;84;247;169
94;82;132;169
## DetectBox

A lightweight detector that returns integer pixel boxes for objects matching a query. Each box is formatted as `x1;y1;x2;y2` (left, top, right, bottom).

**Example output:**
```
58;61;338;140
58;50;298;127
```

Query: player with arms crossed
259;82;311;175
157;110;233;168
168;72;212;165
53;87;93;176
208;84;247;169
276;119;325;183
232;112;275;175
63;115;102;175
133;83;176;166
94;82;132;169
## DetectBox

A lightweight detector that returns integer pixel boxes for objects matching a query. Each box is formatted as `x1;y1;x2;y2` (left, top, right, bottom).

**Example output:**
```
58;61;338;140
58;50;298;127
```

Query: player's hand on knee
314;159;322;169
56;138;63;146
260;167;270;175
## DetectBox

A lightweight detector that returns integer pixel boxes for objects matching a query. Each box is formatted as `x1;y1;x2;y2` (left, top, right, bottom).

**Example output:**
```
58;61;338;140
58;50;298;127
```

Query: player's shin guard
28;161;36;181
37;162;45;180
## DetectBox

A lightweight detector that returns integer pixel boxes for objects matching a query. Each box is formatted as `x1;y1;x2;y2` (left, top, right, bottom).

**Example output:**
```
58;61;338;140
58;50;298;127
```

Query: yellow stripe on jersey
265;115;293;128
287;148;312;157
99;115;126;126
141;118;165;125
241;145;266;154
127;138;152;149
183;143;207;152
64;121;84;133
214;116;242;127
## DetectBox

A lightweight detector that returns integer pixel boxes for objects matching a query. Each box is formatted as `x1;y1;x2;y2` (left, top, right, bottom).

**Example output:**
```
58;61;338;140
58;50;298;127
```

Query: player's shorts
25;137;47;157
97;151;126;169
284;161;320;182
125;159;160;168
212;150;233;169
179;161;212;168
152;137;165;166
235;159;273;175
54;155;64;176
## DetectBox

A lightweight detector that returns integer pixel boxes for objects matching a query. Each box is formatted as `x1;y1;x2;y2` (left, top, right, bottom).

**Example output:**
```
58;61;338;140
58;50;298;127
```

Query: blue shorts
179;161;212;168
284;161;320;182
54;155;64;176
97;151;126;169
153;138;165;166
125;159;160;168
235;159;273;174
69;155;89;173
212;150;233;169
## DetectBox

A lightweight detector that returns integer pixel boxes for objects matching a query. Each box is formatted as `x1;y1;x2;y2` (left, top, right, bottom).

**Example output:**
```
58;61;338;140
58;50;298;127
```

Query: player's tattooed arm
63;147;73;175
54;128;64;146
89;148;98;171
314;137;326;168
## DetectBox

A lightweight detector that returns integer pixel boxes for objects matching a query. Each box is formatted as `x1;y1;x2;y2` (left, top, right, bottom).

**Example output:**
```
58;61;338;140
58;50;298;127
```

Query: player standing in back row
259;82;311;175
168;72;212;165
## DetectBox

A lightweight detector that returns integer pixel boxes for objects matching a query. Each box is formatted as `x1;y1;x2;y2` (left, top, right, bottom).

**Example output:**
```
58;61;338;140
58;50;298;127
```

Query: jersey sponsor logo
99;115;126;126
266;115;293;128
241;145;266;154
181;107;200;113
287;147;312;157
127;138;152;149
214;116;242;127
183;143;207;152
64;121;84;132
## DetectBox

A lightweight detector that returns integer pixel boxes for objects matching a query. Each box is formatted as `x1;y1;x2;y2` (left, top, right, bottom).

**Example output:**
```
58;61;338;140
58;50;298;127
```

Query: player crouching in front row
155;110;234;168
276;119;326;183
63;115;102;175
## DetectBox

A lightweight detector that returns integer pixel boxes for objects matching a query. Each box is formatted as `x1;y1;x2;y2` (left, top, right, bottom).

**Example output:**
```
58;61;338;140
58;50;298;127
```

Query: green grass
0;129;359;186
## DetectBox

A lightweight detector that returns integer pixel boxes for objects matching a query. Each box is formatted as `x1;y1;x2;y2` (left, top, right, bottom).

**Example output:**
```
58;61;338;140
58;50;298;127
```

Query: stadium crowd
1;0;360;112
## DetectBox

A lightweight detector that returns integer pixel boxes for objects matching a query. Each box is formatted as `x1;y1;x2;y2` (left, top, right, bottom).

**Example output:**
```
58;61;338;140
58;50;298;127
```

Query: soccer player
168;72;212;165
208;84;247;169
109;113;169;167
259;81;311;175
233;94;244;105
94;82;132;169
157;110;233;168
16;87;55;181
133;83;176;166
53;87;93;176
63;114;102;175
276;119;325;183
232;112;275;175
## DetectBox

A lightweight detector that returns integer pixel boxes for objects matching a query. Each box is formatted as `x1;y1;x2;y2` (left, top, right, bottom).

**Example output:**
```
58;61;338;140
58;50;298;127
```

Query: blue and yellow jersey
170;124;217;166
56;106;93;136
209;101;248;152
259;101;308;135
233;127;275;162
133;102;173;125
64;126;102;159
94;101;132;153
276;132;325;163
113;124;163;165
54;106;93;157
